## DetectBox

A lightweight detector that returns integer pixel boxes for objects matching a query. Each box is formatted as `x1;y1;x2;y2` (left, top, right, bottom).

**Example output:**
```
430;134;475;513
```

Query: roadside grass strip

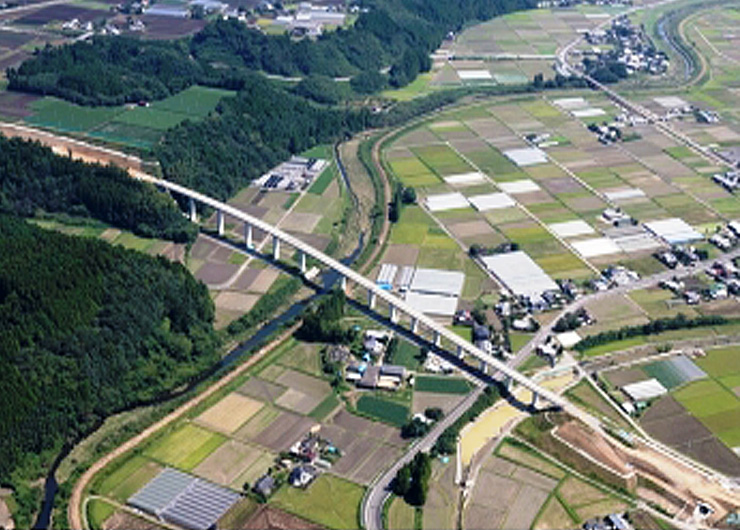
415;375;472;394
356;395;409;427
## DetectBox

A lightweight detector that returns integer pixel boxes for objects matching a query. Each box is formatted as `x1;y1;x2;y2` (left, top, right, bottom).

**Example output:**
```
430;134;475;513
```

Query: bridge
136;173;574;412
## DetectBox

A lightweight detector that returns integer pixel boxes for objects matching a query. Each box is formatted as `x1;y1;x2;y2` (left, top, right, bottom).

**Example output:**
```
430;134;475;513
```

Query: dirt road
0;122;144;171
67;324;299;530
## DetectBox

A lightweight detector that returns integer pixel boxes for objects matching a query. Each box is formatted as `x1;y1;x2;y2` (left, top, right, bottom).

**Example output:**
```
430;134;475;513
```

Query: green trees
392;452;432;506
156;74;371;201
8;0;538;102
0;216;219;486
297;289;352;343
0;136;197;242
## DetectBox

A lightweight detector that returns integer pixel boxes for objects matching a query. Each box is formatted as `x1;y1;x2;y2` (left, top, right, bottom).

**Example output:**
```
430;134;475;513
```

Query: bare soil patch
233;268;261;291
381;244;420;266
502;484;549;530
103;511;167;530
239;505;324;530
215;291;259;313
249;268;279;293
237;378;286;403
275;369;331;399
193;440;262;486
196;393;264;434
140;15;207;39
195;262;239;285
412;391;467;415
253;411;316;452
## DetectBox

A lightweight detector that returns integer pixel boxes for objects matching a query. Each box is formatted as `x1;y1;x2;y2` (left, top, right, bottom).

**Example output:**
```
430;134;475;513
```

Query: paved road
362;386;486;530
361;245;740;530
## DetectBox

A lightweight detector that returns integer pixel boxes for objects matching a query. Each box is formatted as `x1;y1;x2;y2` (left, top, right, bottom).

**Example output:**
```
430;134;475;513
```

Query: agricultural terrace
20;86;235;149
463;438;631;530
603;346;740;475
380;91;736;319
88;326;477;529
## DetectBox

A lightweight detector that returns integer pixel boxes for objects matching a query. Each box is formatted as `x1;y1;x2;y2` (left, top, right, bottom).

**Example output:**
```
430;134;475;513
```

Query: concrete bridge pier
368;290;376;310
273;236;281;260
340;276;348;294
480;361;488;374
457;345;464;359
433;331;441;348
244;223;253;249
504;376;513;392
300;251;307;274
216;210;225;236
410;317;418;334
188;197;198;223
531;392;539;409
389;304;398;324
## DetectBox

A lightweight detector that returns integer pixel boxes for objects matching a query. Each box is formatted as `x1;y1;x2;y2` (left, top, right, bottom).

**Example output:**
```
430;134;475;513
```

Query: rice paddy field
380;90;736;309
22;86;236;149
463;438;629;530
604;348;740;475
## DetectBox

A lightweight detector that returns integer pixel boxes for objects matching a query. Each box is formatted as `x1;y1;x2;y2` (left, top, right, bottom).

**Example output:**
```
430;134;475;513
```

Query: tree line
7;0;537;104
575;314;728;351
0;135;197;242
0;216;219;522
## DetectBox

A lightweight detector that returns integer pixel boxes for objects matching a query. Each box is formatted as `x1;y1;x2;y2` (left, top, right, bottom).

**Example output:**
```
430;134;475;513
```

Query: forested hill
0;135;197;242
156;74;371;199
0;216;219;506
7;0;536;104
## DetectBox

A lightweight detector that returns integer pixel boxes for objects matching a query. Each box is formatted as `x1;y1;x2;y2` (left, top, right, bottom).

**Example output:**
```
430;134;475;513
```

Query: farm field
272;475;364;529
604;348;740;475
464;438;629;530
380;87;737;328
20;86;236;149
356;395;410;427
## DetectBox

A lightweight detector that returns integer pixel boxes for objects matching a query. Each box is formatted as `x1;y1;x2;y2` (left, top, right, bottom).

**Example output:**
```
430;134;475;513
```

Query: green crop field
113;107;189;130
675;381;739;418
87;498;115;529
144;423;226;470
25;98;123;132
309;394;340;421
389;340;422;370
389;157;441;187
272;474;364;529
95;455;161;501
415;376;471;394
697;346;740;378
308;165;335;195
152;86;235;117
356;395;409;426
412;144;473;176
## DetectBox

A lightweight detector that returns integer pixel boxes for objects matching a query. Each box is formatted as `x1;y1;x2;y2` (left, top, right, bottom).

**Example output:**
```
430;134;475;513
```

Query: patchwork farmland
380;90;736;314
603;347;740;475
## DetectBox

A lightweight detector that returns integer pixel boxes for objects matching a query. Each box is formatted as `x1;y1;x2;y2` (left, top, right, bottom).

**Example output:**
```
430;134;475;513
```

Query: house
289;465;318;488
253;474;276;497
358;365;380;388
710;234;732;251
605;513;631;530
364;330;391;356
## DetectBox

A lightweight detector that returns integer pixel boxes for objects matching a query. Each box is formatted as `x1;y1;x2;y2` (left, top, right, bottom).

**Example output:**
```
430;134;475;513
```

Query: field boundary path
67;323;300;530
